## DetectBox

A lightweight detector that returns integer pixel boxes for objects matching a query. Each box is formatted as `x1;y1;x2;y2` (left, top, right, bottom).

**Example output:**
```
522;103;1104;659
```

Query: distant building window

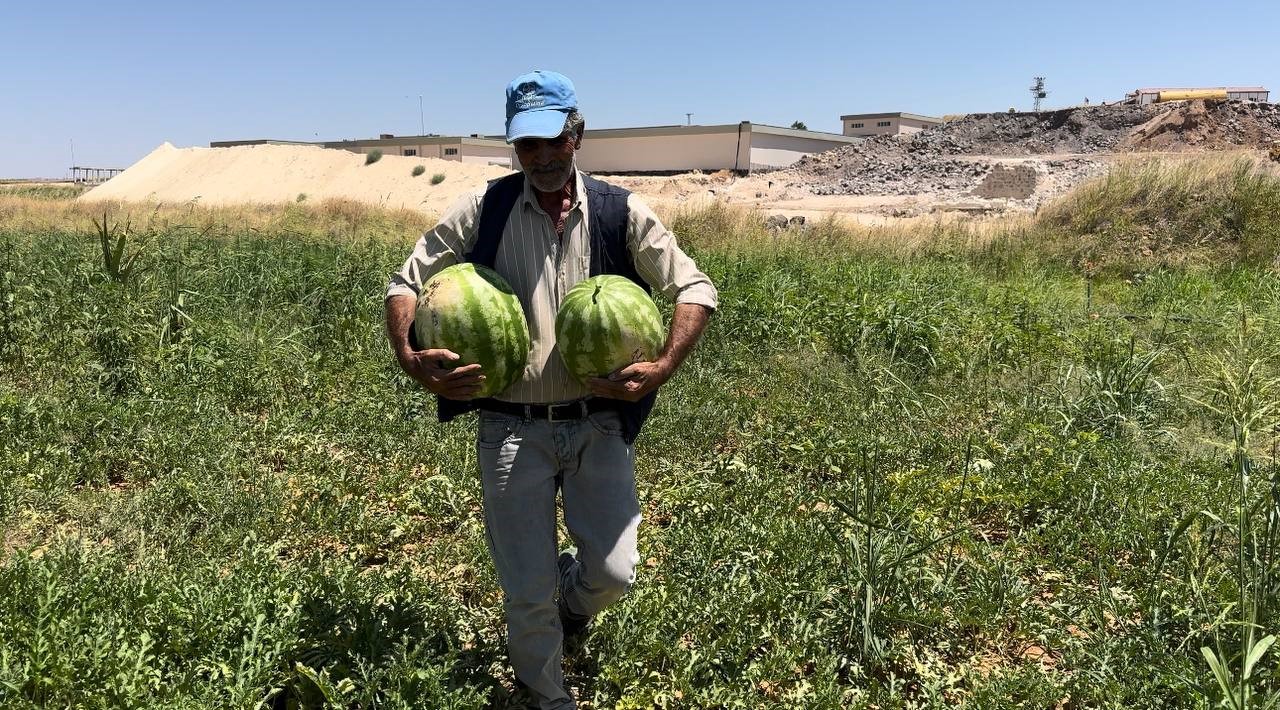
403;149;416;156
851;122;864;128
877;121;891;127
444;148;458;156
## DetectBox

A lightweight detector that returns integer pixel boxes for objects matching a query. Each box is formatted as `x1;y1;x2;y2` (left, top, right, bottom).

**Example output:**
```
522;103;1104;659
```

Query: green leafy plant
819;447;960;663
430;173;446;185
411;165;426;177
91;211;139;283
364;150;382;165
1154;312;1280;709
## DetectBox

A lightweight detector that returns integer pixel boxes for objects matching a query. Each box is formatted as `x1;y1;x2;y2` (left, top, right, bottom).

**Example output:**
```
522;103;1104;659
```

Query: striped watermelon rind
414;263;531;398
555;275;665;384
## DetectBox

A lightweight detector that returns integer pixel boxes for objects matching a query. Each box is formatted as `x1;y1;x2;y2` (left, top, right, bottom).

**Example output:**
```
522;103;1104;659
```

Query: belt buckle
548;400;588;422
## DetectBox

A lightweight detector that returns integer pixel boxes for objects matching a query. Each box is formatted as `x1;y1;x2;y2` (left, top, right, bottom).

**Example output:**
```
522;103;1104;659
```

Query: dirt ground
79;100;1280;228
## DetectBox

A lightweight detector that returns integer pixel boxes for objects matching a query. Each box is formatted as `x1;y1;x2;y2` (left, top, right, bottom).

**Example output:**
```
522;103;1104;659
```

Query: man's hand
397;348;485;400
588;360;672;402
585;303;713;402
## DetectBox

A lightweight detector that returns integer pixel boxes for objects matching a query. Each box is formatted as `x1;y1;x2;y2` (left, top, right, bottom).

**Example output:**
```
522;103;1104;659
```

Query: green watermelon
555;275;665;384
414;263;530;398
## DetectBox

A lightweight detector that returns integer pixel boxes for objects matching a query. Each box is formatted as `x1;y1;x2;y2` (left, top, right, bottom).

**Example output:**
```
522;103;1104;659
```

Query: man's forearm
385;295;417;358
655;303;712;375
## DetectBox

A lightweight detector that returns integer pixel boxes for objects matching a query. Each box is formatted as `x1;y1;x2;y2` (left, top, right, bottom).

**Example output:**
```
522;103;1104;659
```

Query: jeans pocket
586;410;625;438
478;413;523;449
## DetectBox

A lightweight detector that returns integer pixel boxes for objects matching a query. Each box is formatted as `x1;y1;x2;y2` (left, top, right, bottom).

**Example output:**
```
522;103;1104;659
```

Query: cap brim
506;108;569;143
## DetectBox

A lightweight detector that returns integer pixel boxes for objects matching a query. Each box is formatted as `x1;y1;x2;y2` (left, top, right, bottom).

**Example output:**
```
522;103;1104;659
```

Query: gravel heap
780;101;1280;200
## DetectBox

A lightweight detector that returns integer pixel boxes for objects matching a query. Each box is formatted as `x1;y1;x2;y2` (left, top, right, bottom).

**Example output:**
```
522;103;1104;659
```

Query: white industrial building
212;122;859;174
211;135;514;167
840;112;943;137
575;122;859;173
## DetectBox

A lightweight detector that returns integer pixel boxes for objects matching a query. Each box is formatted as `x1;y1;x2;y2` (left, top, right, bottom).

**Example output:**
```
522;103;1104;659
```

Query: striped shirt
387;170;718;404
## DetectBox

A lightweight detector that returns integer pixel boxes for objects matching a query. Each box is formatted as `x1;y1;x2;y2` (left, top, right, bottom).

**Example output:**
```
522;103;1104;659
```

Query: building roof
209;139;322;147
320;135;509;149
211;135;510;149
581;122;859;143
211;123;862;151
840;112;943;123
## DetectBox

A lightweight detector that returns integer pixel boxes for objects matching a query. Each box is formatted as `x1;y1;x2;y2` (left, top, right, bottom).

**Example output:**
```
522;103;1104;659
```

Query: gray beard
525;159;575;193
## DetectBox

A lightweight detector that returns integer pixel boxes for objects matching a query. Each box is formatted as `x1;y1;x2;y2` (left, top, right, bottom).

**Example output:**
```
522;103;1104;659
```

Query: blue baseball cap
505;70;577;143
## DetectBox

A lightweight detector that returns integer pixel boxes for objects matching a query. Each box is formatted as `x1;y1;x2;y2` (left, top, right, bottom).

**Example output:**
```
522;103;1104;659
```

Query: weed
1;180;1279;707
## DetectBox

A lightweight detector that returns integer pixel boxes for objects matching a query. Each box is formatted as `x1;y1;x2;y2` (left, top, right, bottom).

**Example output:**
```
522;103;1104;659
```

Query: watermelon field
3;156;1280;708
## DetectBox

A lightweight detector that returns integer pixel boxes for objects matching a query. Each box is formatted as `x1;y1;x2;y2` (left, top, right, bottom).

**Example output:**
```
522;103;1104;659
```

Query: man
384;70;717;709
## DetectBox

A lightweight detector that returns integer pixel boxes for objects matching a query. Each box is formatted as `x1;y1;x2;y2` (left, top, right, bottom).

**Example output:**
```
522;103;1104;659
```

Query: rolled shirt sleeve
626;195;719;310
385;190;483;300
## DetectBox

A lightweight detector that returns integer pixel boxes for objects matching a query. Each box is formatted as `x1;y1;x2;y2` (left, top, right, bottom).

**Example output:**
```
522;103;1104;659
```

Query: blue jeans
477;408;641;710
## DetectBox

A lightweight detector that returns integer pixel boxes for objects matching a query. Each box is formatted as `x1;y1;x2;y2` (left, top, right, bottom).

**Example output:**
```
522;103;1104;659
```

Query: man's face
514;128;581;193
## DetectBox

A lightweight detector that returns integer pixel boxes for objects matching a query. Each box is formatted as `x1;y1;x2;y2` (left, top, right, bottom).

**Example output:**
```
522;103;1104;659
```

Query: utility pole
70;138;75;178
418;95;425;136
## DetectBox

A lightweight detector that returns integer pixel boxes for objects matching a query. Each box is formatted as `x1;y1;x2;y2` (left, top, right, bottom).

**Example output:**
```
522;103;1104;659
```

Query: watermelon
414;263;531;398
555;275;665;384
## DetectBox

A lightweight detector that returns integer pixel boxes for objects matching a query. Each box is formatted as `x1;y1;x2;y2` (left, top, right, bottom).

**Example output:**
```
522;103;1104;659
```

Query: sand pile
80;142;513;215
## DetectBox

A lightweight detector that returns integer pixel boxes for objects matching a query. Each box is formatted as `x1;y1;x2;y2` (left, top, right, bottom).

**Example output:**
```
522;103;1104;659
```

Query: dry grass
1033;151;1280;271
0;195;434;243
4;152;1278;272
661;200;1015;258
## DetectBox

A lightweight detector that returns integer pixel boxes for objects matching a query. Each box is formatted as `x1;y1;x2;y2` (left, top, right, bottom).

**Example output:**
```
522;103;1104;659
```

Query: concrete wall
899;118;935;133
461;143;513;167
575;128;750;173
391;143;509;163
748;131;848;170
844;117;900;136
843;117;937;136
972;164;1038;200
396;144;456;160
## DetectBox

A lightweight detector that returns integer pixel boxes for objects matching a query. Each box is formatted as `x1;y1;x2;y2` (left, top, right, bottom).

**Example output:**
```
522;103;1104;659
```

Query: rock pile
779;100;1280;203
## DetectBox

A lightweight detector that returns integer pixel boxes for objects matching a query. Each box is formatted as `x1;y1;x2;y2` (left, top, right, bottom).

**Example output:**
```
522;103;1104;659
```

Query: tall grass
2;160;1280;707
1035;153;1280;271
0;183;88;200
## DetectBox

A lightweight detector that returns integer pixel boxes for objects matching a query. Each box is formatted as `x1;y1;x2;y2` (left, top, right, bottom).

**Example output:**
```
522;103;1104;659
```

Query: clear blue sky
2;0;1276;178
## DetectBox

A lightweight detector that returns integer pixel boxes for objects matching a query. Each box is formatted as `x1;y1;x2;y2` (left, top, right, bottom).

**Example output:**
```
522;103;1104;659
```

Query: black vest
426;171;659;444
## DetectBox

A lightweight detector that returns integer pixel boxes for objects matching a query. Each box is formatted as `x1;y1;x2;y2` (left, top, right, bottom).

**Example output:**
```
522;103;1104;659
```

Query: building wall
844;118;906;136
394;144;455;160
460;143;514;167
843;117;937;136
1229;91;1270;102
899;118;936;133
575;129;750;173
844;117;900;136
329;140;513;162
1134;89;1270;105
748;131;849;170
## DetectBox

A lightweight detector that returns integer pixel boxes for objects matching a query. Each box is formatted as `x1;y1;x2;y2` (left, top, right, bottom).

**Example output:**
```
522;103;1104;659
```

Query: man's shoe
557;552;592;648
